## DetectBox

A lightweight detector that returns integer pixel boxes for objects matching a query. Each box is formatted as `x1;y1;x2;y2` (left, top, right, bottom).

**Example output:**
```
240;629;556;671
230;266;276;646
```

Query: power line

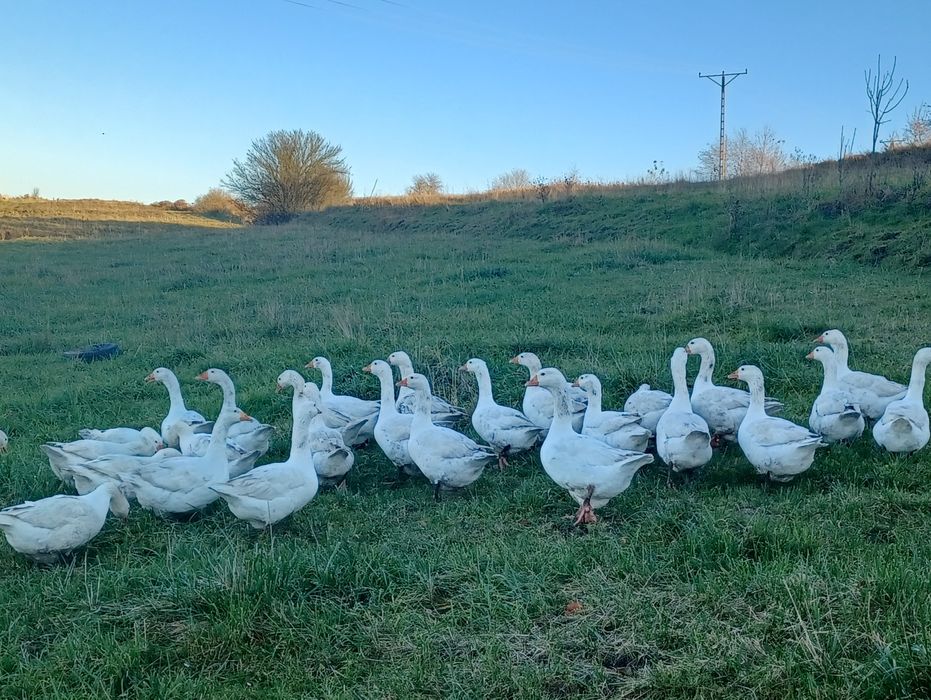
699;69;747;180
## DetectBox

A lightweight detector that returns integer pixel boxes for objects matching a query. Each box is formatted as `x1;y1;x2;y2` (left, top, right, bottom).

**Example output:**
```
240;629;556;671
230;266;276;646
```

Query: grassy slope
0;188;929;697
0;198;237;240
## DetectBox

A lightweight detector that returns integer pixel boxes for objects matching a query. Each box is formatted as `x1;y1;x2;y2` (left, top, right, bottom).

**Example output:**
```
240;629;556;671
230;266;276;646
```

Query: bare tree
865;55;909;155
407;172;444;196
489;168;532;191
224;129;352;223
903;103;931;147
696;127;788;180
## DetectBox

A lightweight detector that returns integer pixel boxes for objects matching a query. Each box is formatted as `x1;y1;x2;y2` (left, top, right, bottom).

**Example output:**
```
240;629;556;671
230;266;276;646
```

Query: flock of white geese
0;330;929;563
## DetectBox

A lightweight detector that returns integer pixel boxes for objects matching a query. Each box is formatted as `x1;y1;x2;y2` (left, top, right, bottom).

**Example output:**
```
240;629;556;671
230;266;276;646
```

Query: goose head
305;356;331;373
139;427;164;451
459;358;488;375
685;337;713;357
387;351;412;368
805;346;835;366
145;367;174;384
397;373;431;395
726;365;763;385
510;352;542;375
814;329;847;348
572;373;602;398
276;370;305;393
195;368;233;386
526;367;568;389
364;359;393;380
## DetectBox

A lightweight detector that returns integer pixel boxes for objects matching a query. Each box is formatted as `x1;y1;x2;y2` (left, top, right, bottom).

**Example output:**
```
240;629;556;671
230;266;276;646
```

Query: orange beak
362;364;372;373
805;351;815;360
397;378;409;387
144;373;156;383
238;411;251;421
526;376;540;387
458;364;469;372
684;346;693;355
814;334;825;343
726;370;740;381
304;360;316;369
195;371;209;381
508;355;520;364
275;382;283;393
571;379;580;387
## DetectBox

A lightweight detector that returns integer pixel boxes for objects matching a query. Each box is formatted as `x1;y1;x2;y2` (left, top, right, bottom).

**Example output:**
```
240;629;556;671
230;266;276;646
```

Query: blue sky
1;0;929;202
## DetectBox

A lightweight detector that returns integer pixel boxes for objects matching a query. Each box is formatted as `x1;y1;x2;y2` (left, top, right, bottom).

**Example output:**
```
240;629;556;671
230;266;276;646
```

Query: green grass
0;193;930;698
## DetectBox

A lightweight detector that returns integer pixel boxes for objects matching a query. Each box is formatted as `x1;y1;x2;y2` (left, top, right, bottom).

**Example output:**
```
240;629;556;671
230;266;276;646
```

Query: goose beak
238;411;251;421
805;351;815;360
458;364;469;372
362;364;372;373
571;379;580;387
526;376;540;387
726;370;739;381
275;382;283;393
397;378;409;388
305;360;316;369
684;346;693;355
144;373;156;383
814;334;825;343
195;371;209;381
508;356;520;364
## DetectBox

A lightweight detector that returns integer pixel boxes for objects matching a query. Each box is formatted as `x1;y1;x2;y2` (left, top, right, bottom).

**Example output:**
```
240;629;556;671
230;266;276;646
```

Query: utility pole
699;69;747;180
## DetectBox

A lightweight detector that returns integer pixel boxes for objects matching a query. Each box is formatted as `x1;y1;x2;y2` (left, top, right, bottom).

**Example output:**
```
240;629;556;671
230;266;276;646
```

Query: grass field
1;188;930;698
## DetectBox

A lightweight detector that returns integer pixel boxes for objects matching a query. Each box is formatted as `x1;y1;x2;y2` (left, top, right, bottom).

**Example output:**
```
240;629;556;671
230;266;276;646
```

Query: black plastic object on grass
63;343;121;362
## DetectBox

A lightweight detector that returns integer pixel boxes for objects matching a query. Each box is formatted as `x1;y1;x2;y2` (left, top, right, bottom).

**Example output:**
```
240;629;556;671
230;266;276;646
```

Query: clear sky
1;0;929;202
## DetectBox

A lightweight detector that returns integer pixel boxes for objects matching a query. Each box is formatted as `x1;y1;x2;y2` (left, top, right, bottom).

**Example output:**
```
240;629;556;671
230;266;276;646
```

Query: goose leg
336;477;348;492
573;485;598;525
498;445;511;470
710;434;722;449
433;481;442;502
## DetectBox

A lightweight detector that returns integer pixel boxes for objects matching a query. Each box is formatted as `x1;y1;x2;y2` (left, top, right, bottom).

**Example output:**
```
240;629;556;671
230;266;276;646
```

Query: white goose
872;347;931;454
78;426;161;443
0;429;7;453
400;373;497;500
685;337;783;443
388;350;466;427
41;429;163;486
655;348;713;475
364;360;418;478
728;365;824;482
0;482;129;564
806;347;865;443
174;420;260;475
815;330;907;420
461;358;544;468
510;352;586;433
306;357;379;446
210;395;320;529
531;368;654;524
573;374;650;452
51;448;186;497
623;384;672;435
121;408;252;517
146;368;208;449
196;368;274;456
276;371;355;487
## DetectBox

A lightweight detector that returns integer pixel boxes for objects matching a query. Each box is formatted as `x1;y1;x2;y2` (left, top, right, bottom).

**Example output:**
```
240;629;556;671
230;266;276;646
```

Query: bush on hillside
223;129;352;224
192;188;248;223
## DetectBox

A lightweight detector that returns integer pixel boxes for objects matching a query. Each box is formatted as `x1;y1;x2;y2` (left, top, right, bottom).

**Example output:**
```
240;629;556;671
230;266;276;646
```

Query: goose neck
907;352;930;402
695;349;716;389
474;368;495;405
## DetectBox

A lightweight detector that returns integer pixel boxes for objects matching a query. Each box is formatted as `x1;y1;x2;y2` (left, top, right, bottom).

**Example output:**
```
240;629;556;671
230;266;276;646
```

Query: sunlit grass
0;196;930;697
